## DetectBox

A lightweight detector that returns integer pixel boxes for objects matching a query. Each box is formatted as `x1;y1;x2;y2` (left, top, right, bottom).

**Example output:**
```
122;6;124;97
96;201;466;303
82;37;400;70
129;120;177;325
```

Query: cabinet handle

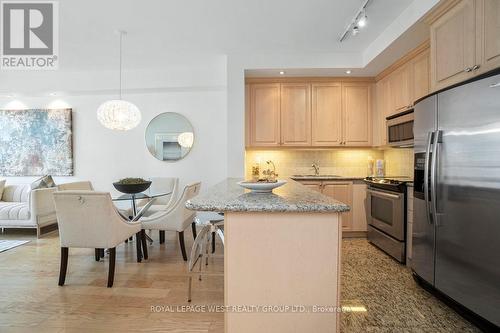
464;67;472;72
472;65;480;71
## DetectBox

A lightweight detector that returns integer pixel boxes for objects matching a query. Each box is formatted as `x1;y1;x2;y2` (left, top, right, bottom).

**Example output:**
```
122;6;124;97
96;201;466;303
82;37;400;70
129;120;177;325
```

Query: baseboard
413;272;500;332
39;223;58;237
342;231;367;238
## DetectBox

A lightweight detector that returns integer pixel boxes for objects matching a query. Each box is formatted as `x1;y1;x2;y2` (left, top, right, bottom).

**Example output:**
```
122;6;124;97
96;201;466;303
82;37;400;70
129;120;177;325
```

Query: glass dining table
112;191;172;243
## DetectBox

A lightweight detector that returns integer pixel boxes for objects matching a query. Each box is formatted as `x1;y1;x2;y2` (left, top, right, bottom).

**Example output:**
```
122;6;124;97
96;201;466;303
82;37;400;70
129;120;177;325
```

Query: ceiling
58;0;414;70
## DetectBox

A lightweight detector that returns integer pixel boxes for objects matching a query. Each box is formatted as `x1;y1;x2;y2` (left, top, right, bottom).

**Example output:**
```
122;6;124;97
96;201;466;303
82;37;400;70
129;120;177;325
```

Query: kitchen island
186;178;350;333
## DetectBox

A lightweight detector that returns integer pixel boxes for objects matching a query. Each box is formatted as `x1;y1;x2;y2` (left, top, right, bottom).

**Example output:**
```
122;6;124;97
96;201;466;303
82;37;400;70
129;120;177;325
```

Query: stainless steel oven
366;188;405;240
364;177;409;263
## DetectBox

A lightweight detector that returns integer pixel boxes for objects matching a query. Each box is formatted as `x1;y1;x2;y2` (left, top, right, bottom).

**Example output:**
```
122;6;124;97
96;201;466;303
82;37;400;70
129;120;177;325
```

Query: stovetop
364;176;412;192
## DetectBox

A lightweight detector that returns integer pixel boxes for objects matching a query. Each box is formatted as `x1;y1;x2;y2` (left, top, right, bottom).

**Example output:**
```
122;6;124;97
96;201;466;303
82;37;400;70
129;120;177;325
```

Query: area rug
0;240;30;253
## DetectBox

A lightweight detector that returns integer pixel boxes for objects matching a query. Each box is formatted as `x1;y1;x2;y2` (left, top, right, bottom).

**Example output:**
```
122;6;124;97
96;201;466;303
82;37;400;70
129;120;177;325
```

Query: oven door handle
424;131;433;225
366;189;403;200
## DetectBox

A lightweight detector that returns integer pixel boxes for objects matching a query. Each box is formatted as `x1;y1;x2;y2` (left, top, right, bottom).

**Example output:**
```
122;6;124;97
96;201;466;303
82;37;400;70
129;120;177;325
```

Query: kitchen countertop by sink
290;175;365;181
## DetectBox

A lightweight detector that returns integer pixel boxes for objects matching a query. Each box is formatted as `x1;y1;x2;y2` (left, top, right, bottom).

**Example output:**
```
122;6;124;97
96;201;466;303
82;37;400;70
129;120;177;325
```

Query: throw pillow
31;175;56;190
0;179;6;200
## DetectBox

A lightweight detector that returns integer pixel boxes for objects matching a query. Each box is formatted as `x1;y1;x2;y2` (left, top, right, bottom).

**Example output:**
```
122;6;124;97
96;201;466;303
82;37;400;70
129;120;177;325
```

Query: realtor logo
1;1;58;70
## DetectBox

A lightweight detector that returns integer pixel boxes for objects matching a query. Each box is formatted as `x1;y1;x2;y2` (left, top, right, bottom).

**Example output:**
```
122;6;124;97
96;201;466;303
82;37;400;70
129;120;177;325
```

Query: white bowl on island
237;180;287;193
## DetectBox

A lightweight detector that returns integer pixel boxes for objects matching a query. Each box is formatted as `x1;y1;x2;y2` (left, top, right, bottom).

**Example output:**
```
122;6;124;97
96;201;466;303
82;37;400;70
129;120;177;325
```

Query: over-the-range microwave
386;109;414;147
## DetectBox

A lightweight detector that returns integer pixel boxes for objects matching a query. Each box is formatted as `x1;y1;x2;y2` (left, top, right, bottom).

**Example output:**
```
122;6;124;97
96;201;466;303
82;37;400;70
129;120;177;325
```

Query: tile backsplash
383;148;414;178
245;148;414;179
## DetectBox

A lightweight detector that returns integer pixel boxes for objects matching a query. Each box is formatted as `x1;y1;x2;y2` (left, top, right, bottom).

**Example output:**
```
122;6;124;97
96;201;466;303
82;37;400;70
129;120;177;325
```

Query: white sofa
0;184;58;237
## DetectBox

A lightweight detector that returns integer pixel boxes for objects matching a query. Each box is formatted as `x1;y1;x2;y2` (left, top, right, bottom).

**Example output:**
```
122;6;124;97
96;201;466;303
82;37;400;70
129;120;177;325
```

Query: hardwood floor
0;229;224;332
0;230;480;332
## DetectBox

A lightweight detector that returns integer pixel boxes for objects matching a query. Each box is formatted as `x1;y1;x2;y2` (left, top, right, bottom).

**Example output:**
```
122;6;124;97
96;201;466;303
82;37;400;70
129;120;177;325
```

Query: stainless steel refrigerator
412;72;500;328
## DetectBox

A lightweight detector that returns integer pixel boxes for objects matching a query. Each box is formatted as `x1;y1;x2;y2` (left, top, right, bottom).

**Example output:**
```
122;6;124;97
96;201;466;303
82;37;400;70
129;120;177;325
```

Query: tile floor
341;239;480;332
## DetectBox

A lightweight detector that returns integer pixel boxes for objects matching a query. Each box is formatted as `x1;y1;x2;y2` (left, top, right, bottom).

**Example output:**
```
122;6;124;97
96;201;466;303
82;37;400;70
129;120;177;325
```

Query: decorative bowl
237;180;287;193
113;181;152;194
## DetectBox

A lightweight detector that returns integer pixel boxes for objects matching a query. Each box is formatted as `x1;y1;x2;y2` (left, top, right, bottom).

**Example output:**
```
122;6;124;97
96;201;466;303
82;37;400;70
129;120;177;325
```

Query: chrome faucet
311;162;320;176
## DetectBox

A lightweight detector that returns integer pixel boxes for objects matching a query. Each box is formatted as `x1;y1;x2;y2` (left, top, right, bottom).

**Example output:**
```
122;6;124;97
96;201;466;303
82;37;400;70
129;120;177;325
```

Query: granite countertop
186;178;351;213
290;175;365;181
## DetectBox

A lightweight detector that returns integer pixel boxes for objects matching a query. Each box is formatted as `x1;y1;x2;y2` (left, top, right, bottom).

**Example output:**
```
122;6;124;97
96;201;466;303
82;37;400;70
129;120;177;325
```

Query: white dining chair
137;177;179;243
57;181;94;191
140;182;201;261
53;191;143;287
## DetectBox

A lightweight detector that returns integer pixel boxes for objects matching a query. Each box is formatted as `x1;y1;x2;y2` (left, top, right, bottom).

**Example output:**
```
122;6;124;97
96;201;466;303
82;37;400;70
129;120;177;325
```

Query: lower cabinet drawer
368;225;406;263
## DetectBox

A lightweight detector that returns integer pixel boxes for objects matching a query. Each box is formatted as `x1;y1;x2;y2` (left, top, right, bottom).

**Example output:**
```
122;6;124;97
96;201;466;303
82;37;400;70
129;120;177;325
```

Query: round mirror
145;112;194;161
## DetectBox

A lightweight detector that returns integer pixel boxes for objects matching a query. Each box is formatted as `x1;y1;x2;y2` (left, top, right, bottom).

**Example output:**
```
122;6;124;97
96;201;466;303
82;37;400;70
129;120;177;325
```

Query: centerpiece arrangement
238;160;286;193
113;177;152;194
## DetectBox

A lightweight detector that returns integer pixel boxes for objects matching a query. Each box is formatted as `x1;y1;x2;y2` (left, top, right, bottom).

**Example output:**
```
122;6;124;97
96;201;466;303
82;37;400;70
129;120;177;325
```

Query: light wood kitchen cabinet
477;0;500;73
373;42;430;147
374;77;390;146
411;49;430;101
352;183;368;233
342;83;372;146
248;83;281;147
246;79;373;148
322;182;353;231
280;83;311;146
389;64;412;115
429;0;477;91
301;182;322;192
296;179;369;233
427;0;500;91
245;84;250;146
311;83;342;146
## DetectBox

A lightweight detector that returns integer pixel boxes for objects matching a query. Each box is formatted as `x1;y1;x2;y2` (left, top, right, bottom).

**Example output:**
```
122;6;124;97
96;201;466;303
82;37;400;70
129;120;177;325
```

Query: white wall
0;56;227;193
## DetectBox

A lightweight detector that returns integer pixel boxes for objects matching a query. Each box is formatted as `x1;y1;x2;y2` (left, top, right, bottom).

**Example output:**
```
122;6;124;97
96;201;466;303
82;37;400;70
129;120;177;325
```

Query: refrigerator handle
424;132;433;225
431;130;442;225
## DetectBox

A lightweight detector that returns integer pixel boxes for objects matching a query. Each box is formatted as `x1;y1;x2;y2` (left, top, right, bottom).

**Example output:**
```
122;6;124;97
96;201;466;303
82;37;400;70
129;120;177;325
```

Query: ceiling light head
345;70;352;74
352;26;360;36
279;71;285;75
97;100;141;131
358;11;367;27
49;92;57;96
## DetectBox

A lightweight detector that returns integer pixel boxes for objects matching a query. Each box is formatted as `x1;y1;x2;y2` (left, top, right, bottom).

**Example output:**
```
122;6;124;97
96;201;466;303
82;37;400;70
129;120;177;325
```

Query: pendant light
97;30;141;131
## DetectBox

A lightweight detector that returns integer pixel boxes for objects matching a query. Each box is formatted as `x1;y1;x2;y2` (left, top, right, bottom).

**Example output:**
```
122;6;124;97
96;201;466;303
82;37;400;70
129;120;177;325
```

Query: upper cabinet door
430;0;476;91
477;0;500;73
375;77;392;146
411;49;430;102
390;64;412;114
249;83;281;147
311;83;342;146
342;83;372;146
280;83;311;146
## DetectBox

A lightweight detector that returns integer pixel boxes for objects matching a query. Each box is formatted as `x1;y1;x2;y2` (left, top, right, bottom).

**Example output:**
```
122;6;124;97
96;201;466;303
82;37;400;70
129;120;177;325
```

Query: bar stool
187;212;224;302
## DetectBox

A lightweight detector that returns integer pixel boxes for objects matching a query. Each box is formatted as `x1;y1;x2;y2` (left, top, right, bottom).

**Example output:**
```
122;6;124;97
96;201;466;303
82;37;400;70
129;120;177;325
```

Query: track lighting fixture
339;0;372;42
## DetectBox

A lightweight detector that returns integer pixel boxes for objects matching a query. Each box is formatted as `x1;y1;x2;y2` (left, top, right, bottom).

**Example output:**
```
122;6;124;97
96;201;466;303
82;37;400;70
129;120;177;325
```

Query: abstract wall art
0;109;73;176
